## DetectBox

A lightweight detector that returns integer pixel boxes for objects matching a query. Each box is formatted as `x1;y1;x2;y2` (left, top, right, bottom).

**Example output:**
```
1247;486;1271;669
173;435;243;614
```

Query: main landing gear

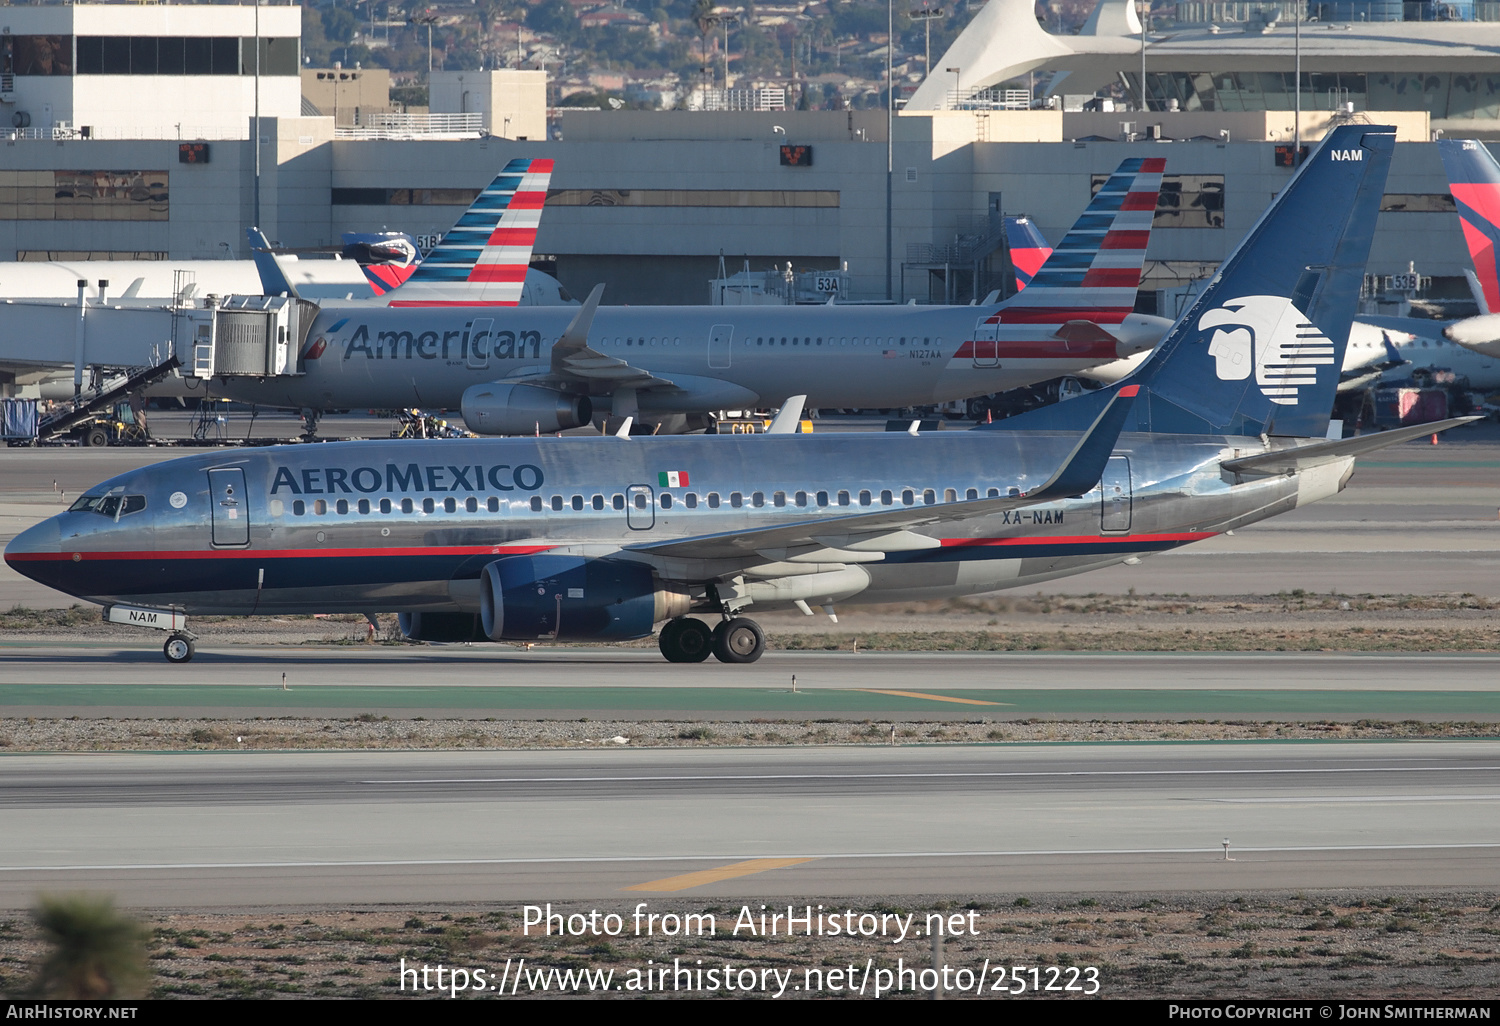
657;616;766;664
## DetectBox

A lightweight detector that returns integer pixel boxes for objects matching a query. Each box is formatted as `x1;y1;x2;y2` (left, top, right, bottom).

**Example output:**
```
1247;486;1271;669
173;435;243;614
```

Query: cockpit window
67;494;145;517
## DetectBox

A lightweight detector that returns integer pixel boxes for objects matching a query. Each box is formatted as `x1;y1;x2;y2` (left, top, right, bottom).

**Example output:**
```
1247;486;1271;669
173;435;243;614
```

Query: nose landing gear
163;634;196;663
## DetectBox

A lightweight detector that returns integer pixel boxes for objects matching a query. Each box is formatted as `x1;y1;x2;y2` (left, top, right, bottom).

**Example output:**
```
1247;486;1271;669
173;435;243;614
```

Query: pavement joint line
622;857;818;893
4;843;1500;874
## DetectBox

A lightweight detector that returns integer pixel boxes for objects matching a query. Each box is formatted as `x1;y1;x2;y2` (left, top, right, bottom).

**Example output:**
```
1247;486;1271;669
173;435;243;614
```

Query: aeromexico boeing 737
7;125;1473;665
210;159;1173;435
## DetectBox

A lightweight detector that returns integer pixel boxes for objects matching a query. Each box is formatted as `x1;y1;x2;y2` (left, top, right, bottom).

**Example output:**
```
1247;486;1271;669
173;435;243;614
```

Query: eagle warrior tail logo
1199;295;1336;406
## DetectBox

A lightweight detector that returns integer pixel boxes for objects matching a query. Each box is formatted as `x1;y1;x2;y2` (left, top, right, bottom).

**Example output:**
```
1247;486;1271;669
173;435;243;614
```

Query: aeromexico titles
216;158;1172;434
8;125;1477;667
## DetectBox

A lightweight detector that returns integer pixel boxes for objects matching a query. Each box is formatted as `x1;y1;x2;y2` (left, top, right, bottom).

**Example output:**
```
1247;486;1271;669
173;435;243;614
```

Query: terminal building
0;1;1497;312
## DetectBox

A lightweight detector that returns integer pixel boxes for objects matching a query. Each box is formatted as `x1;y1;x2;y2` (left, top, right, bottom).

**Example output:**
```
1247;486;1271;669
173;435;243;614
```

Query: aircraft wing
504;282;681;393
626;384;1139;563
1221;417;1481;476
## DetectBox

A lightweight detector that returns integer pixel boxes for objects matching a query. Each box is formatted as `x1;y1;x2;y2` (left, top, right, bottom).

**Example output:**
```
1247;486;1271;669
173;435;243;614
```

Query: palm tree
30;895;149;999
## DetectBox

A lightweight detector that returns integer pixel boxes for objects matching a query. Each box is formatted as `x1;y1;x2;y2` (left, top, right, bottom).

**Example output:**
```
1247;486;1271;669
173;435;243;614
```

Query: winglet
614;415;634;438
1021;383;1139;501
246;227;299;298
766;395;807;434
550;283;606;374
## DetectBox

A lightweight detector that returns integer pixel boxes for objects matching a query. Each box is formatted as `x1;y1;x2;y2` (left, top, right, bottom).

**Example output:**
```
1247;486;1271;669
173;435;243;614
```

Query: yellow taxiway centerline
852;689;1010;706
623;858;817;893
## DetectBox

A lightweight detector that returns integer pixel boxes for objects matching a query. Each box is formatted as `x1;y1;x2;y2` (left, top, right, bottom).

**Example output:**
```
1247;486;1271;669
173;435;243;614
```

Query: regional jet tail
1438;140;1500;358
1004;216;1052;292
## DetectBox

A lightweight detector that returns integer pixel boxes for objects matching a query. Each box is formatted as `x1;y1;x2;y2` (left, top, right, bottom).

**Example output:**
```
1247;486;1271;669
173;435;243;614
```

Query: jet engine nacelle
460;382;593;435
397;611;487;643
479;555;690;641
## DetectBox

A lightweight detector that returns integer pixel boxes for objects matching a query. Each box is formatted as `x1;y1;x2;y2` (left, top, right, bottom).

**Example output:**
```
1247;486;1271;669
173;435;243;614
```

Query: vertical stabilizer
991;157;1164;326
386;157;553;308
1004;216;1053;291
1438;139;1500;316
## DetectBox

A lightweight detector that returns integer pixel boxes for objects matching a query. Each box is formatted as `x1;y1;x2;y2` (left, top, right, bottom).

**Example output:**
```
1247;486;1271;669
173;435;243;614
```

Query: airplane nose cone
4;517;61;584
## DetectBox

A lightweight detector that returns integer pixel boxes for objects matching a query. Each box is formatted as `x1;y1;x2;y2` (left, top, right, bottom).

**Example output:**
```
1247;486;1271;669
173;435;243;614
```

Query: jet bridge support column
73;279;86;398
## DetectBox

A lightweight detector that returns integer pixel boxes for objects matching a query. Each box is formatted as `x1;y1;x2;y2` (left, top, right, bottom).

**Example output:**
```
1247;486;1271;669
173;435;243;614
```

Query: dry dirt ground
2;894;1498;999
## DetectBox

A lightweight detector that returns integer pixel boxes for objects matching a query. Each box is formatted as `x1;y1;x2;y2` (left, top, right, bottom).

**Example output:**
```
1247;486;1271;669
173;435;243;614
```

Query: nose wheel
163;634;196;664
712;617;765;664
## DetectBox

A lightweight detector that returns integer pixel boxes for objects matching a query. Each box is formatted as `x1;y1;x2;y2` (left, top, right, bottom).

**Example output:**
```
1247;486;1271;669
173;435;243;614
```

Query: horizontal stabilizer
1221;417;1480;475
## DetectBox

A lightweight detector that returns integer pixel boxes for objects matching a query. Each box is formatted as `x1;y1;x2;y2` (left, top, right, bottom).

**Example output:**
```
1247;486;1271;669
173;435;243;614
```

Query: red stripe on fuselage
387;300;521;307
939;532;1215;549
992;307;1133;325
955;339;1119;361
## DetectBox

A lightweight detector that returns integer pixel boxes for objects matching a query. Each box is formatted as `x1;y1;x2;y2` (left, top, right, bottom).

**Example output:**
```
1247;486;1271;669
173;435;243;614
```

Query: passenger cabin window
837;490;850;506
358;499;370;514
816;490;828;506
707;492;720;508
487;497;500;512
336;499;349;515
966;488;978;501
531;496;543;512
441;497;453;513
859;490;872;506
987;488;1000;498
571;495;583;511
422;498;434;514
880;490;893;506
551;496;564;512
612;494;625;510
901;489;914;506
772;491;786;508
661;493;674;509
751;491;765;508
314;499;327;515
923;489;935;505
944;488;956;503
592;495;605;510
685;493;698;509
795;491;807;507
634;492;648;510
293;500;305;516
381;498;392;514
465;497;478;513
730;492;743;508
401;498;414;514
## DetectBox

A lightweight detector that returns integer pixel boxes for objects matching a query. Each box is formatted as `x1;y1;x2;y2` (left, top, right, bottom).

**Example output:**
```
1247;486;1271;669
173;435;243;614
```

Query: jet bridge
189;296;319;379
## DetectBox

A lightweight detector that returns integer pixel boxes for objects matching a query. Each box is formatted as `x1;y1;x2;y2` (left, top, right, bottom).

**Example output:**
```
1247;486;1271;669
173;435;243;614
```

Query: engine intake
479;555;689;642
461;382;592;435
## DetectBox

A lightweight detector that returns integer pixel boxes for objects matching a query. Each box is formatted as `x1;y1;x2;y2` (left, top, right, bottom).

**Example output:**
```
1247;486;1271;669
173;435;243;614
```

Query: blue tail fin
986;124;1394;439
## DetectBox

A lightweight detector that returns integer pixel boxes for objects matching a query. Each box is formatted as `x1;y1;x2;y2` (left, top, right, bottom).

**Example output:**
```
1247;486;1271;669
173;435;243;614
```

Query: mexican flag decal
658;471;690;488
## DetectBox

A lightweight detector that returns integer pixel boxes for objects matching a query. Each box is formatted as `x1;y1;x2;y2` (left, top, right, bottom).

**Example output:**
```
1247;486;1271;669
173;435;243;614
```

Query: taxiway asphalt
0;741;1495;907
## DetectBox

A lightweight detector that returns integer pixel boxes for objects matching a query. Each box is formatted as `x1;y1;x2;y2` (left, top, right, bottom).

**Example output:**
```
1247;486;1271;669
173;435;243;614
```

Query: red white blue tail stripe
387;157;553;308
991;157;1163;325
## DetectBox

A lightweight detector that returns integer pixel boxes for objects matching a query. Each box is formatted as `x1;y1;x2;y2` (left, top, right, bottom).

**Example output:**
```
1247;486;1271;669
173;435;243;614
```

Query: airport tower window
773;491;786;508
794;491;807;507
465;497;478;513
965;489;978;501
923;489;935;506
421;498;434;514
707;492;720;508
592;494;605;510
901;489;914;506
634;492;648;510
858;490;872;507
730;492;744;508
880;490;893;506
613;494;625;510
444;497;456;514
531;496;543;512
293;500;305;516
684;493;698;509
487;497;500;513
571;495;584;511
551;495;564;511
944;488;956;503
837;490;850;506
661;493;673;509
358;499;370;515
336;499;349;515
752;491;765;508
380;498;392;514
314;500;327;515
401;498;414;514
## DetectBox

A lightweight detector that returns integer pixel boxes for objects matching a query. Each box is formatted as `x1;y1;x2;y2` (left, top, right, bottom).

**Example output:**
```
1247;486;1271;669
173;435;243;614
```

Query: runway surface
0;741;1495;907
3;428;1500;608
2;647;1499;719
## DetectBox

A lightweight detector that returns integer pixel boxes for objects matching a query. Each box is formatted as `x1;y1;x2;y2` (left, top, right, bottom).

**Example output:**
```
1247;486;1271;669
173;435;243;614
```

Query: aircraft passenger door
1100;456;1132;533
971;317;999;368
625;484;656;530
208;468;250;547
466;318;494;370
707;324;733;369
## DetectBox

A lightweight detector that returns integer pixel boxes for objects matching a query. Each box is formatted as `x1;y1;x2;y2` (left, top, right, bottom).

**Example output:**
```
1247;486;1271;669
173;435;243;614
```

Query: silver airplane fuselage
7;430;1347;618
211;303;1161;415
